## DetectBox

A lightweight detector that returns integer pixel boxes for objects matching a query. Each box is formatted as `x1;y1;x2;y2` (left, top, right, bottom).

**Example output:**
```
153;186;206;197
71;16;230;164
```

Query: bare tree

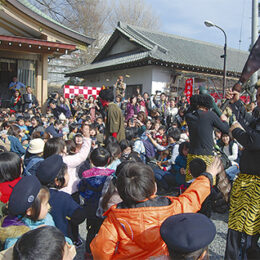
28;0;160;63
107;0;160;30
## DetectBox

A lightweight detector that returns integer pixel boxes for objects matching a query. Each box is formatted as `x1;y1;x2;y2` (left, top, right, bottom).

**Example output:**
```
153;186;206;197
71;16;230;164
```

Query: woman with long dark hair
125;96;140;121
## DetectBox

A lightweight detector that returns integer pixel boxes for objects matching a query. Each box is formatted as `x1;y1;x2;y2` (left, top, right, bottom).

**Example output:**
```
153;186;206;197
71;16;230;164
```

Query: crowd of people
0;77;259;260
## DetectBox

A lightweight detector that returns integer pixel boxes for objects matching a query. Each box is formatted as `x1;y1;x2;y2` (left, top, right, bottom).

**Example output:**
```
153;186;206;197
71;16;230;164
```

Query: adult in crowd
153;91;168;119
225;85;260;260
166;98;178;126
185;94;229;182
99;88;125;142
218;133;240;181
58;96;71;118
125;96;140;121
114;76;126;99
45;120;64;138
49;100;68;119
177;95;188;108
22;86;39;112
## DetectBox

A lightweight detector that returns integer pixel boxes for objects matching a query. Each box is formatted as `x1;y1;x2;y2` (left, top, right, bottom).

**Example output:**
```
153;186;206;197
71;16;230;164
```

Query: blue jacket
8;136;26;156
78;168;114;218
45;124;63;138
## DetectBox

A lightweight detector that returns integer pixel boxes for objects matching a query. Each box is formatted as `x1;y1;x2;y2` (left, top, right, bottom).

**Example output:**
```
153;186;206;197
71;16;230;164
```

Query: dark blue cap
9;175;41;216
36;154;63;185
160;213;216;253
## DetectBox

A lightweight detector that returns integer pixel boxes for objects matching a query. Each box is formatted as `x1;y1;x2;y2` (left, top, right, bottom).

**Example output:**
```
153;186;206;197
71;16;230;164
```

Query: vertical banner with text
184;78;193;103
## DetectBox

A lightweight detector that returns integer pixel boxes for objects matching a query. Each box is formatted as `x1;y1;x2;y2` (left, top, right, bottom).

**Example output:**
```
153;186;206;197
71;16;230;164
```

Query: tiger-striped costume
228;174;260;236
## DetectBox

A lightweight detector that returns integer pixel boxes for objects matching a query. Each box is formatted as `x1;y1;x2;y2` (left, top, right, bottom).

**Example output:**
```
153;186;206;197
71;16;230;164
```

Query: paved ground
75;212;229;260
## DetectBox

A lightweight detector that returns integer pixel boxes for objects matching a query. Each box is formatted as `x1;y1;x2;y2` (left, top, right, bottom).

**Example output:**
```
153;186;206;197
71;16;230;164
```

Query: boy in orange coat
90;158;222;260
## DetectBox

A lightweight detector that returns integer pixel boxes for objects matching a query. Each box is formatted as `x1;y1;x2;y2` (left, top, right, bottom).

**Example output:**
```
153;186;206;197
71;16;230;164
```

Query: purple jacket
125;103;140;121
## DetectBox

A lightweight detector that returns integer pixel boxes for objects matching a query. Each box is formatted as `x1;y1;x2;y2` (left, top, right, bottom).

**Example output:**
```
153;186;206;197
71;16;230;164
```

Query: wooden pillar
36;57;42;104
42;54;48;105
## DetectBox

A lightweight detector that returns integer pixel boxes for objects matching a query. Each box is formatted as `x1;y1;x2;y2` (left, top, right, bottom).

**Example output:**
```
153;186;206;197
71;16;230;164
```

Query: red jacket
90;175;211;260
0;177;21;203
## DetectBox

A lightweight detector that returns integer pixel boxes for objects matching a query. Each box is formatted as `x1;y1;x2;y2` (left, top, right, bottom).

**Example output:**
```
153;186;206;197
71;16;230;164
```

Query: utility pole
251;0;258;95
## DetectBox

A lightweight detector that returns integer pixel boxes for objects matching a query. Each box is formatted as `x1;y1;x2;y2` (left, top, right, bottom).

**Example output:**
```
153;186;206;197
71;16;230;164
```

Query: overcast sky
148;0;254;51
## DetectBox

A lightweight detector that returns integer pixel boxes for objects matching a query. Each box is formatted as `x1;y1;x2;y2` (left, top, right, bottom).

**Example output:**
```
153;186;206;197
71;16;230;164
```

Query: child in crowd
23;138;45;176
156;125;166;140
173;141;190;186
78;147;114;257
68;123;79;140
106;142;122;170
7;125;25;157
89;124;98;149
16;116;29;145
0;175;55;249
90;159;221;259
0;152;21;205
73;133;83;152
11;226;76;260
65;140;76;155
36;154;87;244
96;116;105;134
119;139;132;160
160;213;216;260
180;158;213;218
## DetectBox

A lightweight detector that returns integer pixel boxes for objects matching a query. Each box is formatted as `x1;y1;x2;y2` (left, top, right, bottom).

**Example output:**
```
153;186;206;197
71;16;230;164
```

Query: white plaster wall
151;66;172;94
82;66;153;94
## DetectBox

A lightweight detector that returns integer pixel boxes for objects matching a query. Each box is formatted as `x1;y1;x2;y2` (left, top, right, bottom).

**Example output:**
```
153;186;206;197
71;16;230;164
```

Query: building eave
6;0;95;46
0;35;76;55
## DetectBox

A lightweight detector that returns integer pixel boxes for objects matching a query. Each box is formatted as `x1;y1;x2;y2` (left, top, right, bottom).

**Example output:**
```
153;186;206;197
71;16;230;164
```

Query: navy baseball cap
36;154;63;185
160;213;216;253
8;175;41;216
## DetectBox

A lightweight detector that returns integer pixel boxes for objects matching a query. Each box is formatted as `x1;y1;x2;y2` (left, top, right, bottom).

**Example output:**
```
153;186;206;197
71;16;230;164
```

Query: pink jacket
82;167;114;179
61;137;91;194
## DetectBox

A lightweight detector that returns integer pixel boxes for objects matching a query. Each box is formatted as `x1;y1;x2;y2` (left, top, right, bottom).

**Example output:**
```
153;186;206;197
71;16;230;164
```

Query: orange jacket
90;175;211;260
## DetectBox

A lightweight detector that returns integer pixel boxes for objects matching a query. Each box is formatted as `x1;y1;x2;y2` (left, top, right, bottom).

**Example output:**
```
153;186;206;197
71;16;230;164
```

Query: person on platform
10;90;22;113
224;84;260;260
8;76;25;93
22;86;39;112
99;89;125;142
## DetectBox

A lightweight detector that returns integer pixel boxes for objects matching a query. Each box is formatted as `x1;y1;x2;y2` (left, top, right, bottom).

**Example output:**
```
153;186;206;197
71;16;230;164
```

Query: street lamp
204;20;227;97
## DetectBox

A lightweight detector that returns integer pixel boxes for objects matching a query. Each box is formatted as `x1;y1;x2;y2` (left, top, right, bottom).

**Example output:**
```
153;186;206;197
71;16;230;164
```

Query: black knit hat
99;89;114;102
190;94;213;110
36;154;63;185
160;213;216;253
8;175;41;216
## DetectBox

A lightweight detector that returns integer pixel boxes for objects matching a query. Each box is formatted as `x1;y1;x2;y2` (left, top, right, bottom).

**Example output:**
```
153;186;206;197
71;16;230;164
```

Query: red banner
184;78;193;103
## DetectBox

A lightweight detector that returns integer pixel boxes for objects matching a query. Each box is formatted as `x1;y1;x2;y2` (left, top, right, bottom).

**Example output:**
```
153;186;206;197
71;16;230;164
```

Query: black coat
23;93;39;111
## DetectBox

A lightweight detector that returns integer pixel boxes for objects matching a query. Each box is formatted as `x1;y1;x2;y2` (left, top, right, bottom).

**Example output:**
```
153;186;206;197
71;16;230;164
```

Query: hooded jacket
90;175;210;260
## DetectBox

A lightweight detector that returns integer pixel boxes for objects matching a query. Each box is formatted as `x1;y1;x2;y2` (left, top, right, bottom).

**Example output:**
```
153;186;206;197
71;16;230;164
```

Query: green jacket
106;103;125;142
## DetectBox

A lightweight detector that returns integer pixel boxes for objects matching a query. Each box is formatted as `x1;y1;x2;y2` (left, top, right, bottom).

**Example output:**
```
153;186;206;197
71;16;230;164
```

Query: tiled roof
66;22;249;75
7;0;94;45
67;51;150;74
